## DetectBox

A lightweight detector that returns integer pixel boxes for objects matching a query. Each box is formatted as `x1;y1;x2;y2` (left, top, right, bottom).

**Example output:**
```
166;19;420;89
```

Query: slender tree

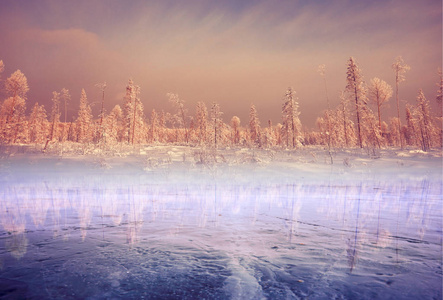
369;78;392;130
149;109;159;143
4;70;29;123
339;92;351;147
210;102;223;148
96;82;107;126
436;68;443;146
412;89;435;151
29;103;48;144
195;101;208;145
249;104;261;147
345;57;366;148
49;91;61;141
1;70;28;143
60;88;70;141
281;87;302;148
43;91;61;149
131;85;141;145
168;93;188;143
318;64;332;148
124;79;144;144
437;68;442;114
404;105;417;146
231;116;240;145
105;105;124;143
392;56;410;148
76;89;93;143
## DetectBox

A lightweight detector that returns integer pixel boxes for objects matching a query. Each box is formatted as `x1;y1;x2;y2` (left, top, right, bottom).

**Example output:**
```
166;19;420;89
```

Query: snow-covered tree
318;64;329;102
392;56;410;148
1;96;26;143
412;90;437;151
436;69;443;145
48;91;61;142
95;82;107;141
369;78;392;130
194;101;208;145
1;70;29;143
60;88;70;123
210;102;223;148
360;105;383;149
281;87;302;148
28;103;48;144
318;64;332;149
104;105;124;143
345;57;366;148
124;79;145;144
339;91;356;147
167;93;188;143
436;68;442;115
231;116;241;145
388;117;401;147
4;70;29;103
404;105;417;146
95;82;107;126
249;104;261;147
76;89;93;143
262;120;276;148
148;109;159;143
158;110;167;143
60;88;70;141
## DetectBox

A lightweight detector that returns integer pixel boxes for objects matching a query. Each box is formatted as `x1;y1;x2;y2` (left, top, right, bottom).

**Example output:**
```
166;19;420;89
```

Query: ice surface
0;146;441;299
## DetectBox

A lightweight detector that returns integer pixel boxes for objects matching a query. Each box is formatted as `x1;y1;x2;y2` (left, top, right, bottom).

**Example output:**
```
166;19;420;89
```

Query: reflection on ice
0;176;441;299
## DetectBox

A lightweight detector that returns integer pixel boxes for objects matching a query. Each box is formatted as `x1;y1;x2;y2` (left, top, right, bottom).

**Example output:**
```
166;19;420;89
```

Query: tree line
0;57;441;152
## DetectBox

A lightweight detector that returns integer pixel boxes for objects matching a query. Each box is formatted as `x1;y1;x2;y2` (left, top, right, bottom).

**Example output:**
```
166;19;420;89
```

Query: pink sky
0;0;441;128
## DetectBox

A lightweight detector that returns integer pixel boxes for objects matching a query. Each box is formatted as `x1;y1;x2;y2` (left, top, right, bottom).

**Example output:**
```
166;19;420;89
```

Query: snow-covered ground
0;144;441;184
0;145;441;299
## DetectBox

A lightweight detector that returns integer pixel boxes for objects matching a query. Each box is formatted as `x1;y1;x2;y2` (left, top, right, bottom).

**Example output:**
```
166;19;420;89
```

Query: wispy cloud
0;0;440;126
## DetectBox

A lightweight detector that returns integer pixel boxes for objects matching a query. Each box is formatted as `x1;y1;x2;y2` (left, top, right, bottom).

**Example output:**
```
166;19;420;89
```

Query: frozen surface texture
0;146;441;299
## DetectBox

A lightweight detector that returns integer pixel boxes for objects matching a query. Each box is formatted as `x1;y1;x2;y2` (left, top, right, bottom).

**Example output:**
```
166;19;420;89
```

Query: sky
0;0;441;128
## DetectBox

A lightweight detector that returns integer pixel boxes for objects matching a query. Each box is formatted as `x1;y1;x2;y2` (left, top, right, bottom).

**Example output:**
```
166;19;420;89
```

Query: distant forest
0;57;441;152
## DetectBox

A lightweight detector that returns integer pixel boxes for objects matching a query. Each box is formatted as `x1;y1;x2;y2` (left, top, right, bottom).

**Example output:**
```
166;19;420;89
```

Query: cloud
0;0;440;127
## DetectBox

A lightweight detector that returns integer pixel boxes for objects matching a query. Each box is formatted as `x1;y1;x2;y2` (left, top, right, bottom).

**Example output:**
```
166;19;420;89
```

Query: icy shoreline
0;144;441;185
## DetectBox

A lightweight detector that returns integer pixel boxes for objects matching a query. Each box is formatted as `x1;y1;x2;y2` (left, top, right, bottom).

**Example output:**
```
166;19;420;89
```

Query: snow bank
0;145;441;186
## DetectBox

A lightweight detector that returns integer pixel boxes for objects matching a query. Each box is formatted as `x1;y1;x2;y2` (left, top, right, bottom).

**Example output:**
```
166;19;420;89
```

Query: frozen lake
0;150;442;299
